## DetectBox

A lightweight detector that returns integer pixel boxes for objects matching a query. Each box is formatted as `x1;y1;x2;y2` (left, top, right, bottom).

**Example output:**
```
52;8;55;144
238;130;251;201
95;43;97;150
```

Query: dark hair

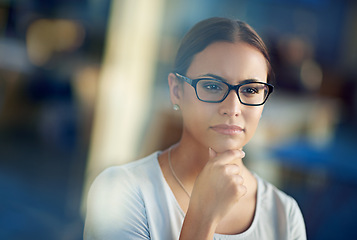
174;17;273;82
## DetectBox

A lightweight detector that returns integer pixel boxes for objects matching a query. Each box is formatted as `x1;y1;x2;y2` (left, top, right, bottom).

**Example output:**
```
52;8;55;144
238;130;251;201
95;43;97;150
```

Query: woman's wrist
179;204;219;240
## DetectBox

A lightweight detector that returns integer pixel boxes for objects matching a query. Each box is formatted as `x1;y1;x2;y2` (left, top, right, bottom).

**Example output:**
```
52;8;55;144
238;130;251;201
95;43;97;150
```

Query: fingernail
208;147;211;156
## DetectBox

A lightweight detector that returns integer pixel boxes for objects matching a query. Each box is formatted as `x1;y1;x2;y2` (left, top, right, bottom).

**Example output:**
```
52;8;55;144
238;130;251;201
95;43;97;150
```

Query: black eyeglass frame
175;73;274;106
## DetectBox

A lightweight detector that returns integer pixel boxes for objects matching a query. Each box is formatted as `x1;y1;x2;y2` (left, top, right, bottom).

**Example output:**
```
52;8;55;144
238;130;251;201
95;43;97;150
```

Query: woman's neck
171;140;207;184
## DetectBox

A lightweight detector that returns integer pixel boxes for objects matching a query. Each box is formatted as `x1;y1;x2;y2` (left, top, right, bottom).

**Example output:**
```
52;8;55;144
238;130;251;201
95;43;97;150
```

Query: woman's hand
179;148;247;239
191;148;247;223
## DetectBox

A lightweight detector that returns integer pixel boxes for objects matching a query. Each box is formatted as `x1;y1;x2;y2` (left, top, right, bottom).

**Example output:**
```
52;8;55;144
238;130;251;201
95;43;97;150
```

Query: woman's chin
209;141;245;153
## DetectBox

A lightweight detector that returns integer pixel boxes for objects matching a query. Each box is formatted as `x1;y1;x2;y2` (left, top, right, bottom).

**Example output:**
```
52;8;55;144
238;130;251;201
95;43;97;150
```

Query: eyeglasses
175;73;274;106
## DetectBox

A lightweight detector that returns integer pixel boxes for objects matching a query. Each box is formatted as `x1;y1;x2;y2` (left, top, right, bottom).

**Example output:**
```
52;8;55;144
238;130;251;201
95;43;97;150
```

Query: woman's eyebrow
198;73;261;84
239;79;261;84
198;73;227;82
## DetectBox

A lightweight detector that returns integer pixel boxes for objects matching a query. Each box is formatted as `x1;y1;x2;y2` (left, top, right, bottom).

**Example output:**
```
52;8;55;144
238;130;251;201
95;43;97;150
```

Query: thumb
208;147;217;159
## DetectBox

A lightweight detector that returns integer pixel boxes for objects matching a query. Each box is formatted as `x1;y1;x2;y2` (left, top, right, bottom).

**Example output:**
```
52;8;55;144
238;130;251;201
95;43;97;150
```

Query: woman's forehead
186;42;268;83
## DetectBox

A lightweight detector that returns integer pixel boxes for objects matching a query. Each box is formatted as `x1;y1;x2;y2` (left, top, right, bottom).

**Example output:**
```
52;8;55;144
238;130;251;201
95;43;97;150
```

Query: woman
84;17;306;239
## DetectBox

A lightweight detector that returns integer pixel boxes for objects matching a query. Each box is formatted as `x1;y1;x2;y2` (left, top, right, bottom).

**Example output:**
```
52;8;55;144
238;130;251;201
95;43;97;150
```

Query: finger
237;184;247;198
220;149;245;160
226;164;241;175
221;166;241;180
208;147;217;160
234;173;244;184
209;149;245;164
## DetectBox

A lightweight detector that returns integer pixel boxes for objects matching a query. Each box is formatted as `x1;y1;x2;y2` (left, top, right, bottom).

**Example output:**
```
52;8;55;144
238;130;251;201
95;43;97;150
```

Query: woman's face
172;41;268;153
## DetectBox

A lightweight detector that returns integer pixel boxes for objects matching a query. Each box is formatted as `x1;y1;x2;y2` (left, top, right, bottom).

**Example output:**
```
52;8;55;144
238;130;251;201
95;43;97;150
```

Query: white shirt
84;151;306;240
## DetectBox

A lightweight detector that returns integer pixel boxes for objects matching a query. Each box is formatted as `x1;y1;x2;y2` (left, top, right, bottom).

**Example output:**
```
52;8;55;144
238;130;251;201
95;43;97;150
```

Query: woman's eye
242;87;258;94
200;81;225;92
205;84;221;90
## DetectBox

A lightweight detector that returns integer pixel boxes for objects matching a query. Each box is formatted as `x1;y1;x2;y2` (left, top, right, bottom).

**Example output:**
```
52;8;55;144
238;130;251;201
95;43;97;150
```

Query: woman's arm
179;205;219;239
179;148;247;239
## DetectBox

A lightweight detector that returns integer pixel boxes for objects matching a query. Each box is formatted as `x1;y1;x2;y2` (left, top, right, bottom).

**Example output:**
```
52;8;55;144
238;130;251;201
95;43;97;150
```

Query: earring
173;104;180;111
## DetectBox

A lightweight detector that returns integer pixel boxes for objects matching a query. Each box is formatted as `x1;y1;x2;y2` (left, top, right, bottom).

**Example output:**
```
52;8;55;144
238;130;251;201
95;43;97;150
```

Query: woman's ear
168;73;182;105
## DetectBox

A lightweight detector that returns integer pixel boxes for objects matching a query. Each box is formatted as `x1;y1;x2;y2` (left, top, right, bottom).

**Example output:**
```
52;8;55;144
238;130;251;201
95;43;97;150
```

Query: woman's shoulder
97;151;161;180
255;174;305;223
89;151;162;196
253;174;306;239
84;152;162;239
255;174;296;206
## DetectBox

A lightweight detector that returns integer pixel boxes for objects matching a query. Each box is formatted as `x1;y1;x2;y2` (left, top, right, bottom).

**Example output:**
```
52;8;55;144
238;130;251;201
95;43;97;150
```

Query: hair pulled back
174;17;272;82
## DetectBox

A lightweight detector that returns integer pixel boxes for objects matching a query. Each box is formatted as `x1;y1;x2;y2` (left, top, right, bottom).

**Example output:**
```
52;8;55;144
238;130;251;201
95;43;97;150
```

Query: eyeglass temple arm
175;73;193;85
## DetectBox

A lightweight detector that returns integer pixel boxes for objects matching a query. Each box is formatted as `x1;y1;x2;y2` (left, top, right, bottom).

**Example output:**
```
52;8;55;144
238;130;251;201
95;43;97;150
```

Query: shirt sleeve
84;167;150;240
289;198;307;240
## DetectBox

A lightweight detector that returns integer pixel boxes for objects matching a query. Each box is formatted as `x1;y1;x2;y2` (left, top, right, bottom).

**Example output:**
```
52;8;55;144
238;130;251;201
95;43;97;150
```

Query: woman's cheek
182;103;207;129
244;109;263;140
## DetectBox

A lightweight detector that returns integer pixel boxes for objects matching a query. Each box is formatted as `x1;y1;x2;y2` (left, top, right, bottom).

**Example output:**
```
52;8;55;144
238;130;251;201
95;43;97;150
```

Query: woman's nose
218;90;242;117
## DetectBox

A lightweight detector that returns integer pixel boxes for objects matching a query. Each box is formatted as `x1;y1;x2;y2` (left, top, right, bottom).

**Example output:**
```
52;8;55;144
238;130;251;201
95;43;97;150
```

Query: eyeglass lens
196;79;269;104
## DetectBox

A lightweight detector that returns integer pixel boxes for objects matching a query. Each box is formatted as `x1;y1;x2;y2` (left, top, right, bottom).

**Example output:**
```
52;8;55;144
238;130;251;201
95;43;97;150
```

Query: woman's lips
210;124;244;135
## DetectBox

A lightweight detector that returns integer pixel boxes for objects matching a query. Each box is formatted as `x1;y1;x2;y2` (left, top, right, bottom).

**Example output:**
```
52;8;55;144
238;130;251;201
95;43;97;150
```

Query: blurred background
0;0;356;239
